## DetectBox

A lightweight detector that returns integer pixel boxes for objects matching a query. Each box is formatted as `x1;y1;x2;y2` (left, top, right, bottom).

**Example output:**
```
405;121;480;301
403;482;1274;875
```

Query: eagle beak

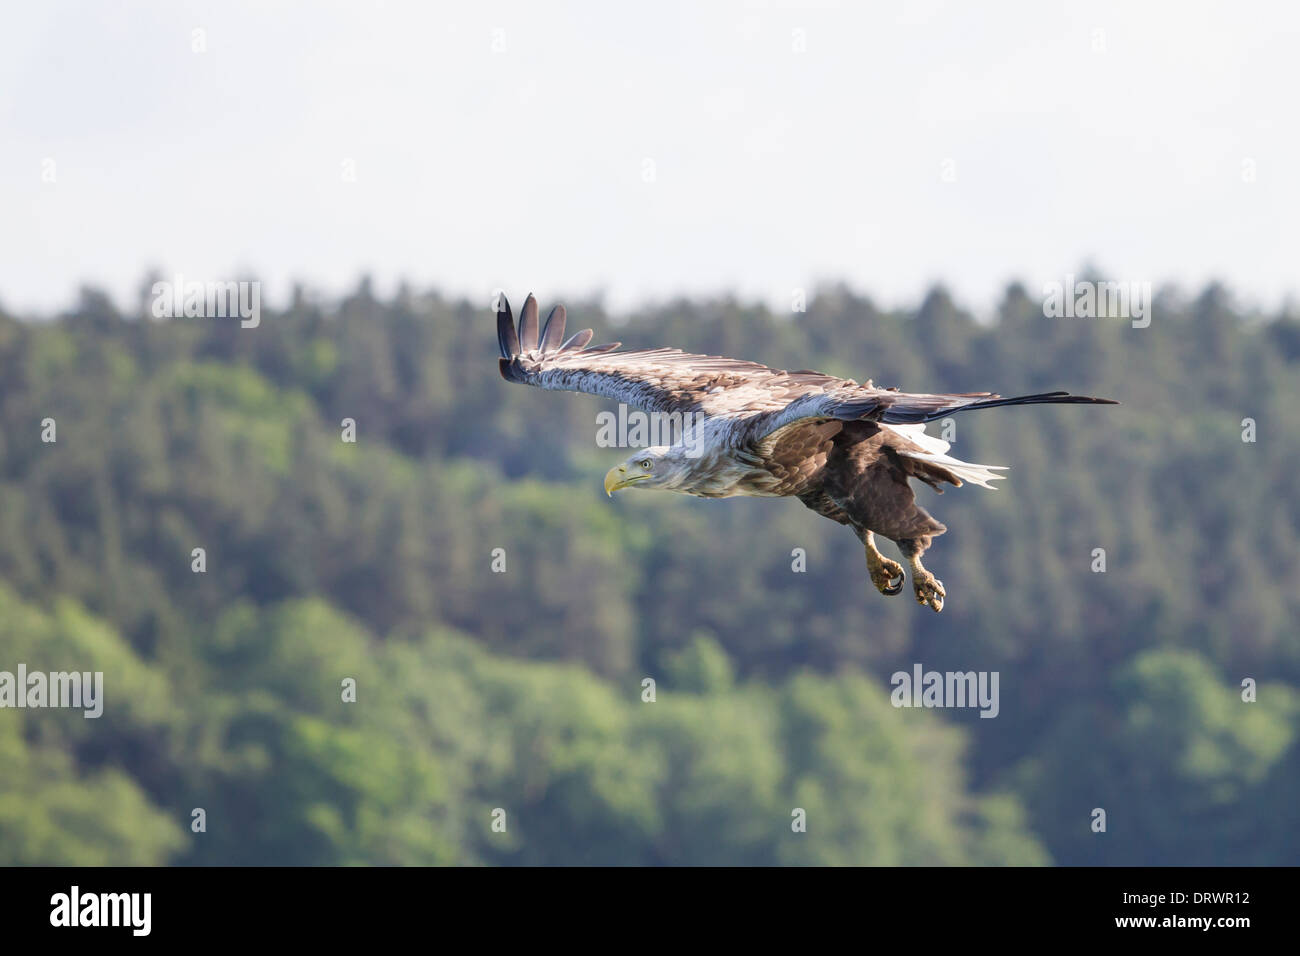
604;464;628;497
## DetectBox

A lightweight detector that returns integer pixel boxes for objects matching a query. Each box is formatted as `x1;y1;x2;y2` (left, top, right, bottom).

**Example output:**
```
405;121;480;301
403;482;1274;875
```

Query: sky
1;0;1296;318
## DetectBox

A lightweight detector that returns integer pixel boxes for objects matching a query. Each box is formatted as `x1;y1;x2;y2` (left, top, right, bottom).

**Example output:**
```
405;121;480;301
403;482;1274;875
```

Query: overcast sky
2;0;1295;318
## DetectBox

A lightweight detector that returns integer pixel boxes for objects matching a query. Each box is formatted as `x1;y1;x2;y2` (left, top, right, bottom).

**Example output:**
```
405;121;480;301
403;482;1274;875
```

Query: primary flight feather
497;294;1117;611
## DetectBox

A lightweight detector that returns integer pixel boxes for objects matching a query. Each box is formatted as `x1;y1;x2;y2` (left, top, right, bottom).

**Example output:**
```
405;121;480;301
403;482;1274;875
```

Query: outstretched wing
498;293;1118;438
497;294;846;417
746;387;1117;449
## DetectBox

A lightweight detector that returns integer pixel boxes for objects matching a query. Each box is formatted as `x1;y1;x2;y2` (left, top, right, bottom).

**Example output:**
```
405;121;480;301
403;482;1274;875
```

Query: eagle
497;294;1116;612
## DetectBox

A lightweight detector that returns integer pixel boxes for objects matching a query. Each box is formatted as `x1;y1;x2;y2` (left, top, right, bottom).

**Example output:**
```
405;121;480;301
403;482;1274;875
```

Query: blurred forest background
1;277;1298;866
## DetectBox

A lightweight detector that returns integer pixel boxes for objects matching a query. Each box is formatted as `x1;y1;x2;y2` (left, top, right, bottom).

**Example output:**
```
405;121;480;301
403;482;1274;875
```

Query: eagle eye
639;458;652;470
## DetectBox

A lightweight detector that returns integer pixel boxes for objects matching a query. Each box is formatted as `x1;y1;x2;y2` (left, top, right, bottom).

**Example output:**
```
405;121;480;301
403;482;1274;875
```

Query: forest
0;276;1297;865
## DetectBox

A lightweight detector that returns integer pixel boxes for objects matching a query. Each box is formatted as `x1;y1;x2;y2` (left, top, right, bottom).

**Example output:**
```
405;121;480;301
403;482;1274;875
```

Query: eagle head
604;446;692;496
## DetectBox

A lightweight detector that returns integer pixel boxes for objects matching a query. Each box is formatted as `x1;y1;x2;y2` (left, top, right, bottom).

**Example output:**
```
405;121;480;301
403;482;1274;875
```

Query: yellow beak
604;465;628;497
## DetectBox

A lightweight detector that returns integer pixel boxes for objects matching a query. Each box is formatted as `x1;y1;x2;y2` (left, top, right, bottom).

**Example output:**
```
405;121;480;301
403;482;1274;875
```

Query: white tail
883;423;1008;490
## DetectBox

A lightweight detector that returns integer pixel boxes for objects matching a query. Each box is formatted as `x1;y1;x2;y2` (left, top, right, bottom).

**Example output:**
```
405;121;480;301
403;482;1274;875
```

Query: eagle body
497;294;1116;611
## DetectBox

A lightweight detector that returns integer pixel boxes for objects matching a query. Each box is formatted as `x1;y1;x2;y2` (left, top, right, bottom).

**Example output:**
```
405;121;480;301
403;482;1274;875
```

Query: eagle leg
862;531;905;596
898;537;945;612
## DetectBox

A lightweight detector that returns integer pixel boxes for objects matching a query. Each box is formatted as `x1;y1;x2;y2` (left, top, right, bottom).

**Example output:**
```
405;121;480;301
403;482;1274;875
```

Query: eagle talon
868;555;906;597
912;573;945;612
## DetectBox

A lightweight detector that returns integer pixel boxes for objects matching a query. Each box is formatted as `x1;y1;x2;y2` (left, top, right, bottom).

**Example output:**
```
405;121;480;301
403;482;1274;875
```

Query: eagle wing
498;294;1116;446
497;294;845;417
745;388;1118;450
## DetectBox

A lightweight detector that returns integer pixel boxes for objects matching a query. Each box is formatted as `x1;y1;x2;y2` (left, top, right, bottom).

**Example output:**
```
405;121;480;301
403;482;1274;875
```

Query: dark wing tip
1057;394;1120;405
498;293;602;368
496;294;518;358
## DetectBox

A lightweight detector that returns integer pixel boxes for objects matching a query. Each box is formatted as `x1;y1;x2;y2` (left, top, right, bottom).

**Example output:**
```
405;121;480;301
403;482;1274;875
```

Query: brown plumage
496;294;1117;611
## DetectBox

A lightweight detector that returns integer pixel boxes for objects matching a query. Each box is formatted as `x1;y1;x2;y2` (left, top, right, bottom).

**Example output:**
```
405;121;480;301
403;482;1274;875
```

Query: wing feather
539;305;566;353
518;294;540;352
560;329;593;352
495;296;519;358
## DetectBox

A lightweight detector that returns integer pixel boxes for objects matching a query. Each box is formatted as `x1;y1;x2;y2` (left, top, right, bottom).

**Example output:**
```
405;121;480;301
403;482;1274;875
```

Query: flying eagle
497;294;1116;612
